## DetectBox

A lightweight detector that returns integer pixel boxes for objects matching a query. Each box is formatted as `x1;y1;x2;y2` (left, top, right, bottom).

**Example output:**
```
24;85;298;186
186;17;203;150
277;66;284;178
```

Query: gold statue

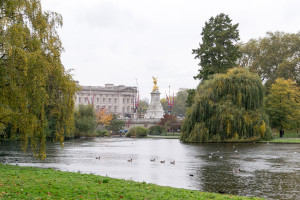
152;76;159;92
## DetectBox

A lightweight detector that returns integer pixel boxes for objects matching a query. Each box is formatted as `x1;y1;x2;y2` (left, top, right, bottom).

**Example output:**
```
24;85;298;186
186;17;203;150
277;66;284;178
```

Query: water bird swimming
96;156;100;159
170;161;175;165
150;158;155;162
127;158;132;162
160;160;165;163
189;174;194;177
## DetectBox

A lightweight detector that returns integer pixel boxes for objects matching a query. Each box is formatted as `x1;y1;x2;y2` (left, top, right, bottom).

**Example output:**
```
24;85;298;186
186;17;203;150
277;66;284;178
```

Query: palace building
75;82;138;115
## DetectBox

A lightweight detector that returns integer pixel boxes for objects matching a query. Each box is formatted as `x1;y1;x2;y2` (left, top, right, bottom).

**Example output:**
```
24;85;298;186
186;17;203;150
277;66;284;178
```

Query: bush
96;129;109;137
148;125;167;135
126;126;149;137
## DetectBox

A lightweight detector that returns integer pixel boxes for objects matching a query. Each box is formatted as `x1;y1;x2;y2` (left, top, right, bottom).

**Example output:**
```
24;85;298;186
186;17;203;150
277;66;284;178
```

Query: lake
1;137;300;200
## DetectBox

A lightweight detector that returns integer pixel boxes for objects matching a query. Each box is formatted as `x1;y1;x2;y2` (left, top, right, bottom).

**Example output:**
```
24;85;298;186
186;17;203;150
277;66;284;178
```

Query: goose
127;158;132;162
150;158;155;162
160;160;165;163
170;161;175;165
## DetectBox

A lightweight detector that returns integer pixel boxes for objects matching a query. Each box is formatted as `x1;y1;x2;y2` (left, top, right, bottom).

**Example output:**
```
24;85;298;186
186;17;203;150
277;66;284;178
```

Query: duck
189;174;194;177
96;156;100;159
160;160;165;163
170;161;175;165
150;158;155;162
127;158;132;162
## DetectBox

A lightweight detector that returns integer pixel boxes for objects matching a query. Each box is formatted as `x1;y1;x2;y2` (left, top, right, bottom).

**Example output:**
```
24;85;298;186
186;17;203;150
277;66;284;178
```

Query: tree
186;89;196;107
96;108;113;127
138;100;149;114
105;114;125;133
239;31;300;90
74;105;97;137
265;78;300;136
171;89;188;117
193;13;241;81
160;98;168;113
0;0;76;159
181;68;272;143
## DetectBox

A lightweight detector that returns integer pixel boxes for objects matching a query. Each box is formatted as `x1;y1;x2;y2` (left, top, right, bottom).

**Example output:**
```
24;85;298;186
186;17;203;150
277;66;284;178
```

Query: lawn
0;164;263;200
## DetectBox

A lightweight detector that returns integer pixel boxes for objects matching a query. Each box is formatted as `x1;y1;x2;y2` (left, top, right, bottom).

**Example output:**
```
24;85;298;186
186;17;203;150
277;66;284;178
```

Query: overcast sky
41;0;300;100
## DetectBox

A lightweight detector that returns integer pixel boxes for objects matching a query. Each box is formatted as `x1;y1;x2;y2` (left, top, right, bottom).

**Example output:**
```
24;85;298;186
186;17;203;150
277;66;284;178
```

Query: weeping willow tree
0;0;77;159
181;68;272;142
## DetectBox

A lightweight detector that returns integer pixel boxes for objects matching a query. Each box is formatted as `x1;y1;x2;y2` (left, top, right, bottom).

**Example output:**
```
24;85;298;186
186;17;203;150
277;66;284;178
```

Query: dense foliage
239;31;300;90
265;78;300;133
193;13;241;81
148;125;167;135
74;105;97;137
181;68;272;142
126;126;149;137
0;0;76;158
105;114;125;133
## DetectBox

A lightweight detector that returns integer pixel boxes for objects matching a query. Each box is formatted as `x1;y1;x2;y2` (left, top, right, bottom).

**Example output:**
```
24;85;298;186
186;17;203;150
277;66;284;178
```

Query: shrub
148;125;167;135
96;129;109;137
126;126;149;137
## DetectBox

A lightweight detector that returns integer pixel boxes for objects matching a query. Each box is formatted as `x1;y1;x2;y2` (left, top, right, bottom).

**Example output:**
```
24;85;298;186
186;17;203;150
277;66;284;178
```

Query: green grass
147;135;180;139
261;138;300;143
272;129;299;138
0;164;263;200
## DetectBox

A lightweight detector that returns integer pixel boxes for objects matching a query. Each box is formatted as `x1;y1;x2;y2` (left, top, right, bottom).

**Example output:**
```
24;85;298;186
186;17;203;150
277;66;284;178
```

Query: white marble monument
144;77;164;119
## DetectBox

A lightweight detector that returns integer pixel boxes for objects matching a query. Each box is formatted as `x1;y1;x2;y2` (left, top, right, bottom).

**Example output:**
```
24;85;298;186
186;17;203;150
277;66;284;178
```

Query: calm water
1;138;300;200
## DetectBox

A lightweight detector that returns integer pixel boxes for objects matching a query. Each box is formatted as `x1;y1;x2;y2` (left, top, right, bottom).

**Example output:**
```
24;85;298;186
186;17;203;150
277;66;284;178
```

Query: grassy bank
0;164;263;200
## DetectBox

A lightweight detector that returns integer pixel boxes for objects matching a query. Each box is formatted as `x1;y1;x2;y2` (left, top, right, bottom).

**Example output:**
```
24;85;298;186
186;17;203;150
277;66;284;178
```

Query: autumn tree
193;13;241;81
96;108;113;127
0;0;76;158
265;78;300;136
239;31;300;90
181;68;272;143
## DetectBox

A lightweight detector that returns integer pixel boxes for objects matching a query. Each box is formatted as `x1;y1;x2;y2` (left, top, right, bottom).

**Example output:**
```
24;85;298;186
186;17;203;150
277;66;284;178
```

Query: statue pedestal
144;90;164;119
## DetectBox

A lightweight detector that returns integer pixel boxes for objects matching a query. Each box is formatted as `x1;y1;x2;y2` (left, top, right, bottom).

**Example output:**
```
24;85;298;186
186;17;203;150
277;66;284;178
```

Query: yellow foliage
96;109;113;126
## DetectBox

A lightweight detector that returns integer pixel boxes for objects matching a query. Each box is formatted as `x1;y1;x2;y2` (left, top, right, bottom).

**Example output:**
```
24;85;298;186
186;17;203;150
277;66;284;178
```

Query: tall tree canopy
181;68;272;142
265;78;300;134
239;31;300;89
193;13;241;81
0;0;76;159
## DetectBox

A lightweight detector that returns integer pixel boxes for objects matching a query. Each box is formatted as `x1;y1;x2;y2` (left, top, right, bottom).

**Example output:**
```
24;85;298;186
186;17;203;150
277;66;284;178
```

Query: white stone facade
75;82;138;115
144;90;164;119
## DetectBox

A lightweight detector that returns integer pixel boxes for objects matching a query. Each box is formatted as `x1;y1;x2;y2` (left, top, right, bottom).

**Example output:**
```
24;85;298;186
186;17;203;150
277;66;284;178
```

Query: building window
122;107;125;113
127;98;129;103
108;98;111;103
103;98;105;103
79;97;81;103
108;106;111;112
114;98;117;104
97;98;100;103
123;98;125;103
127;107;129;113
85;97;88;102
114;106;117;113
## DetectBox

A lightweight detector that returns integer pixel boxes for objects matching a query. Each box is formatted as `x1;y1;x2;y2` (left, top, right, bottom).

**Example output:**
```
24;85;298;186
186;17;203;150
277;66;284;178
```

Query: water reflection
1;138;300;200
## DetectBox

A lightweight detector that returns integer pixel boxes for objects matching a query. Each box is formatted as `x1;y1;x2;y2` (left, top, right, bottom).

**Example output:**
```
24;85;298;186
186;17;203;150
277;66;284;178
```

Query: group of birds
96;156;175;165
150;158;175;165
